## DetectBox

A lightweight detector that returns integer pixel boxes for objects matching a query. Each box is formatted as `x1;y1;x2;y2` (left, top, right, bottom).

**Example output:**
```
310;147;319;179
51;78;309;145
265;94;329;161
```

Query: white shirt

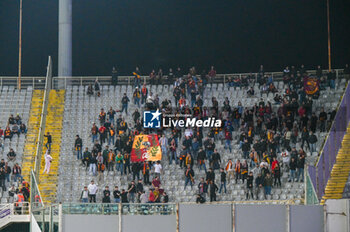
154;163;162;173
88;184;98;195
82;190;89;199
140;193;148;203
45;151;53;163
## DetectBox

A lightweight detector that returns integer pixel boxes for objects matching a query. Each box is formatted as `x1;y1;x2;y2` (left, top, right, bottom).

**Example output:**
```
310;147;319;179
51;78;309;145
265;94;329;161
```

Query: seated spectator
247;87;255;96
7;148;16;161
15;114;22;125
151;176;161;189
8;114;15;125
0;127;3;138
12;124;20;137
20;123;27;134
4;126;12;140
268;83;278;93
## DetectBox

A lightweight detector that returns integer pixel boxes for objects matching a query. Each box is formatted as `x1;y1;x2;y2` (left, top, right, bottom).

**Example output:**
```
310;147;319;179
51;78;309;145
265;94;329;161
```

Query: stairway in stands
38;90;65;203
321;124;350;204
21;90;44;181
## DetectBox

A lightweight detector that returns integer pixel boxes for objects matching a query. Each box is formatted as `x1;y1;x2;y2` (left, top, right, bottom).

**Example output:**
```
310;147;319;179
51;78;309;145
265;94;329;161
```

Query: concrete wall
235;205;286;232
122;215;175;232
61;204;326;232
62;215;119;232
179;204;232;232
325;199;349;232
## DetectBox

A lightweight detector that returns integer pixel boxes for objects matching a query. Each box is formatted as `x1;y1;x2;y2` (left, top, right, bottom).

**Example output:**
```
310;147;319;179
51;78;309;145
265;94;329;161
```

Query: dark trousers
124;164;131;174
143;172;150;184
210;193;216;202
133;172;140;180
89;194;96;203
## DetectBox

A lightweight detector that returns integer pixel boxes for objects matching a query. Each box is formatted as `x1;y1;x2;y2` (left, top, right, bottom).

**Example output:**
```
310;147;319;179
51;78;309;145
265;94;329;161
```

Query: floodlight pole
58;0;72;79
327;0;331;71
18;0;22;90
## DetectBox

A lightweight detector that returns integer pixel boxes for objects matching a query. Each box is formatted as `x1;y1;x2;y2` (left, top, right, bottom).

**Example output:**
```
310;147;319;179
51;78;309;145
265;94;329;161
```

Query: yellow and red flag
131;134;162;162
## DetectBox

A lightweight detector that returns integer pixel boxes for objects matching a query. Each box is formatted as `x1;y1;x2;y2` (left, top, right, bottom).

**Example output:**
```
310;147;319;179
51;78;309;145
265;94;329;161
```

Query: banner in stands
131;134;162;162
304;76;320;95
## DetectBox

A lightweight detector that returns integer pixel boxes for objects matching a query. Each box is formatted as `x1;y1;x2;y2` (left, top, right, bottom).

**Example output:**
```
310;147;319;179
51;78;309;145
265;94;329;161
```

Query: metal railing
0;202;30;216
33;57;52;179
51;68;345;89
1;68;345;89
0;76;46;89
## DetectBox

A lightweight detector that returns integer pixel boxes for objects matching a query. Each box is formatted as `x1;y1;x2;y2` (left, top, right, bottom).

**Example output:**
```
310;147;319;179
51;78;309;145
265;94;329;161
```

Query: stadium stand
0;86;32;203
38;90;65;203
55;67;346;204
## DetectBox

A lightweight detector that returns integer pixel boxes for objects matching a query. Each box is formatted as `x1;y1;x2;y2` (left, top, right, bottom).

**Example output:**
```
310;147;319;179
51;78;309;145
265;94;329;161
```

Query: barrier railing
51;68;344;89
33;56;52;180
0;68;345;89
306;81;350;202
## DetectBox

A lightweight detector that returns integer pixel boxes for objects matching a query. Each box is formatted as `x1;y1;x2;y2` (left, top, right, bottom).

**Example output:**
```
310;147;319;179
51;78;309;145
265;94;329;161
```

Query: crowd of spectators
77;64;347;203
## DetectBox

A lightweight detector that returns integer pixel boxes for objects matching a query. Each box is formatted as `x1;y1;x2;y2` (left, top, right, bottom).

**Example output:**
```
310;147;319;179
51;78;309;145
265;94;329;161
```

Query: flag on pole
131;134;162;162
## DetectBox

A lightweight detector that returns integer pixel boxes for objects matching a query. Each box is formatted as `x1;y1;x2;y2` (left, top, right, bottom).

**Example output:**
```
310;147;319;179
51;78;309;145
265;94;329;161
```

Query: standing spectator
80;186;89;203
219;168;227;194
133;67;141;88
263;173;273;199
123;153;131;175
133;87;141;108
319;108;327;132
89;154;97;176
273;163;281;187
75;135;83;160
0;167;6;191
308;132;318;153
141;84;148;105
116;152;124;175
297;152;305;182
44;132;52;150
208;66;216;83
121;93;130;114
235;160;242;184
159;135;168;158
153;161;162;178
91;123;99;143
113;186;121;203
255;173;264;199
142;161;150;185
88;180;98;203
211;149;221;170
121;189;128;203
99;108;106;125
4;162;11;183
209;180;218;202
102;186;111;203
42;149;53;174
136;179;144;202
82;148;91;168
108;107;116;125
184;165;195;190
97;160;105;183
12;163;22;182
289;157;297;182
246;172;254;200
197;148;207;172
198;178;208;197
225;159;234;181
132;162;140;180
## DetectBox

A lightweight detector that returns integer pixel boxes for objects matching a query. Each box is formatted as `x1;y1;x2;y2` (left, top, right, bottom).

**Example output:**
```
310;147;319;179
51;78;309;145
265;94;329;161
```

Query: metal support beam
58;0;72;87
